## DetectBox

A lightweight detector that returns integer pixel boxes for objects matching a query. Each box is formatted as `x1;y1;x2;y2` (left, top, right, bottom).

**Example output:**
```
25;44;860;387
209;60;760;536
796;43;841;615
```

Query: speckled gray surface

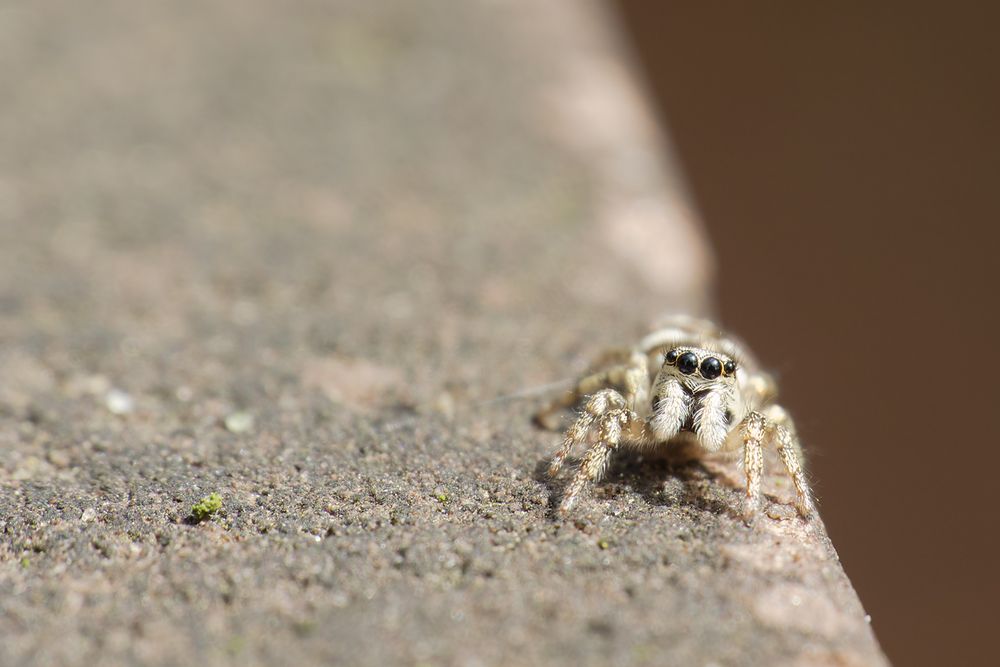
0;2;886;666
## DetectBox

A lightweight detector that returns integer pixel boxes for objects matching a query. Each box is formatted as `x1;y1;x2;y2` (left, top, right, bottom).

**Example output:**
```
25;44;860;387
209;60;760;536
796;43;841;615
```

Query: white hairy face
649;345;741;447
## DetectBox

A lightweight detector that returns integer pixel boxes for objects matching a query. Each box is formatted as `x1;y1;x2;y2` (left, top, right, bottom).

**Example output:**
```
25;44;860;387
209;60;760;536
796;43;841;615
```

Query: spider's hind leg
533;349;649;431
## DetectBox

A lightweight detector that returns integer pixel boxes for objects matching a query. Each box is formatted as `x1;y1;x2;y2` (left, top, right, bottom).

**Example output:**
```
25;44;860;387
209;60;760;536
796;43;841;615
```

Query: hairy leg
774;425;815;517
741;411;767;522
764;405;815;517
547;389;625;477
557;410;655;514
534;350;649;431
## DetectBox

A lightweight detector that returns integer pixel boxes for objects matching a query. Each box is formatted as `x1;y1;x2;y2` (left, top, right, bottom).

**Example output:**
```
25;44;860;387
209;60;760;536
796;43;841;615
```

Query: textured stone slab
0;1;886;665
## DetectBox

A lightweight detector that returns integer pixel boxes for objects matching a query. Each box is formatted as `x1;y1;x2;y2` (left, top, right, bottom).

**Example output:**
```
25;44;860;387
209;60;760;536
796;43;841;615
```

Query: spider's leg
740;410;767;523
764;405;815;518
558;410;624;514
534;351;649;431
547;389;624;477
557;410;656;515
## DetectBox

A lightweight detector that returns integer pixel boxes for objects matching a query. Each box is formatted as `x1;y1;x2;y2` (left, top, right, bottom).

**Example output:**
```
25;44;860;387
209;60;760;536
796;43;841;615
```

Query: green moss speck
434;492;449;503
20;556;30;568
191;492;223;522
225;636;245;656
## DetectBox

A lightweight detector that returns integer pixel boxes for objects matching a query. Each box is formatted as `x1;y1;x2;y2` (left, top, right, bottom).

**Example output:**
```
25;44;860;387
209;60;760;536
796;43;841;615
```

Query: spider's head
650;345;740;444
661;346;737;387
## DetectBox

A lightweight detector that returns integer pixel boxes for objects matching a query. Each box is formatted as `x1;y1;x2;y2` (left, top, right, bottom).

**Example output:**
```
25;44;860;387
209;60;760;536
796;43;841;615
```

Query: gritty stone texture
0;1;886;666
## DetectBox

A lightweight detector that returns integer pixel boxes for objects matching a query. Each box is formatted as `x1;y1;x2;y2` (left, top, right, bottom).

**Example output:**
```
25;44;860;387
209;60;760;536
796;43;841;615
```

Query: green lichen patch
190;492;223;522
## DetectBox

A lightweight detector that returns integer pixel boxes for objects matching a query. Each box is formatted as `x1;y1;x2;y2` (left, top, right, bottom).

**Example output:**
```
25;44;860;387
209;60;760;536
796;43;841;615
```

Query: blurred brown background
615;2;999;665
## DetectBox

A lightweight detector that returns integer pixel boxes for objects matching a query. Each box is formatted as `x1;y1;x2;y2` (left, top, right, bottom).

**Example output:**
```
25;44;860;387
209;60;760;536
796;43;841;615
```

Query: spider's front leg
557;408;654;515
740;411;767;522
739;407;815;521
547;389;624;478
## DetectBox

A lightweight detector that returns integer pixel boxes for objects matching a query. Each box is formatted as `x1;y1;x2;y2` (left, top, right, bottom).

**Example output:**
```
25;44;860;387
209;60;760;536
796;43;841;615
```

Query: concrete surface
0;1;887;665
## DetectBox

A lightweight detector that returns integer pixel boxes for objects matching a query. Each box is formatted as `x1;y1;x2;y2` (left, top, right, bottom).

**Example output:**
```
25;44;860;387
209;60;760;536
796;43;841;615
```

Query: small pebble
12;456;42;480
47;450;71;468
105;389;134;415
225;411;255;434
81;508;97;522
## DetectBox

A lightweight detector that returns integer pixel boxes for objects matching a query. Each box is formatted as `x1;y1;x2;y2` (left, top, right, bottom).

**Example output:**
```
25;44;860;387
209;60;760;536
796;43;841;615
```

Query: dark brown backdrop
615;3;999;665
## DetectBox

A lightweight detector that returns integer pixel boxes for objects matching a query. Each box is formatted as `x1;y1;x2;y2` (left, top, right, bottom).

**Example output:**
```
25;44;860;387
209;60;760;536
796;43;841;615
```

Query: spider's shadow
532;445;736;519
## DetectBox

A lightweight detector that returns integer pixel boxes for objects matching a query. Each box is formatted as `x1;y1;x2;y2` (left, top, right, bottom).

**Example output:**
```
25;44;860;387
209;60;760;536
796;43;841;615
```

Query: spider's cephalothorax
535;316;814;521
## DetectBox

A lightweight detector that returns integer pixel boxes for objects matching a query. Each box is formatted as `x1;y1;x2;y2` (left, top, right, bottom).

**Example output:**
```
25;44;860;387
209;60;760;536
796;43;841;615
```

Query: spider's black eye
700;357;722;379
665;349;678;364
723;360;736;375
677;352;698;375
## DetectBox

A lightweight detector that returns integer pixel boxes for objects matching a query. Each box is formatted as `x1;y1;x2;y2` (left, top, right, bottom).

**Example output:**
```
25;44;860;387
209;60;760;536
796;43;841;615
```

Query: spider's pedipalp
693;387;731;452
649;377;689;440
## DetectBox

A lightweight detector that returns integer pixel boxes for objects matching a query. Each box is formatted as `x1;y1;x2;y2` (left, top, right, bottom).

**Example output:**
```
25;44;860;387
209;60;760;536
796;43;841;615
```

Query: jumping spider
535;316;815;521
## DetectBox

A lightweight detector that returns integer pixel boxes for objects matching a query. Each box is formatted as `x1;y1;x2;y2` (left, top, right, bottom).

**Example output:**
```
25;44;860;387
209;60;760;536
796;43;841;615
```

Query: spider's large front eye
677;352;698;375
700;357;722;379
